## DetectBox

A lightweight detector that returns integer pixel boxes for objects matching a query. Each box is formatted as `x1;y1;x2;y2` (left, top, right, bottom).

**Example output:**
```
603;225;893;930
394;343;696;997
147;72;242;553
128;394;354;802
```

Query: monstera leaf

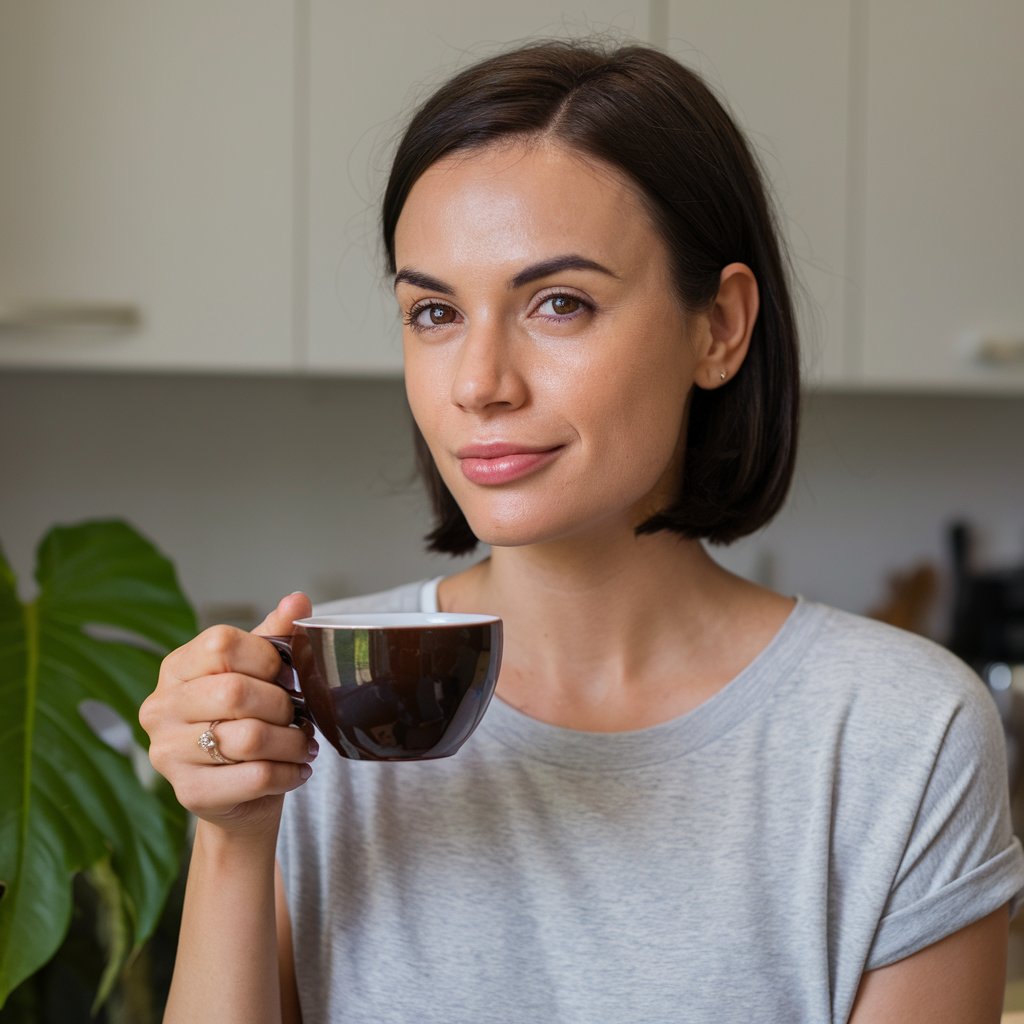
0;520;196;1009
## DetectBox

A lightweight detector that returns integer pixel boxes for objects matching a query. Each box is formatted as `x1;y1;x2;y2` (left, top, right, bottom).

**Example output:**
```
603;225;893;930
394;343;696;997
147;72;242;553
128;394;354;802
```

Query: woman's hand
140;591;317;841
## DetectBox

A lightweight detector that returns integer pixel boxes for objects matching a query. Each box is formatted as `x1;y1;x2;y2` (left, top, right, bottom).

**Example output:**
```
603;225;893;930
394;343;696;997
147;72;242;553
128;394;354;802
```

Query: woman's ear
694;262;759;389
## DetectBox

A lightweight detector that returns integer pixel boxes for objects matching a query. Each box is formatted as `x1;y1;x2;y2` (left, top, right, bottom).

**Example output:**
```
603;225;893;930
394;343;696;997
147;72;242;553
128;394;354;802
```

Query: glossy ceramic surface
267;613;502;761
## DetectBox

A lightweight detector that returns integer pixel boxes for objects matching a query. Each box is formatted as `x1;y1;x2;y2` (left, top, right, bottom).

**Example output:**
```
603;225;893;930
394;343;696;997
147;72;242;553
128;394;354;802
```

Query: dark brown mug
265;613;502;761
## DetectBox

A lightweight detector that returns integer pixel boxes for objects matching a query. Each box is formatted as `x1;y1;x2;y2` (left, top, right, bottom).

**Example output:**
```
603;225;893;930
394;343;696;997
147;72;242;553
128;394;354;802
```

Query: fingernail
307;739;319;760
299;763;312;780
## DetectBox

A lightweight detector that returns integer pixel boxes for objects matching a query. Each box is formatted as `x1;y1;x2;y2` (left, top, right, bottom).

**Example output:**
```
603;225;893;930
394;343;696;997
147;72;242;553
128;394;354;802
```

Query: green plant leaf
0;520;196;1008
86;855;130;1015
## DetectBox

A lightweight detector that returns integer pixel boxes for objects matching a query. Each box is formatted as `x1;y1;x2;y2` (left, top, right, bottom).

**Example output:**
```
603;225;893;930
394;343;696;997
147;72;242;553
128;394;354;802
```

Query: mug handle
263;636;311;726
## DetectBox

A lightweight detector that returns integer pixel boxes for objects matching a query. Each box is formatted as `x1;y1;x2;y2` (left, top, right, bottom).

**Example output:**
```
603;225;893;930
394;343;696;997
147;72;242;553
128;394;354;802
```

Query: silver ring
197;720;240;765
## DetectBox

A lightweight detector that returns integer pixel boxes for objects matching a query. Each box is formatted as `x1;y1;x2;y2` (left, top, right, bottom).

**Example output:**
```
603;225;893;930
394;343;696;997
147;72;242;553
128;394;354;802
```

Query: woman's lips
456;443;563;485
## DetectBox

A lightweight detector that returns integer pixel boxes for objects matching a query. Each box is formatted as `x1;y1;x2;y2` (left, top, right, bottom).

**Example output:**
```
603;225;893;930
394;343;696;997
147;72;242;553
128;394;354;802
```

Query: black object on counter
949;521;1024;820
948;521;1024;667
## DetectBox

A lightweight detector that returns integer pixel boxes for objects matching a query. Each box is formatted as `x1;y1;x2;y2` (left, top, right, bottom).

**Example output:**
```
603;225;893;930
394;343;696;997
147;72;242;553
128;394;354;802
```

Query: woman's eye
537;294;584;318
407;303;458;329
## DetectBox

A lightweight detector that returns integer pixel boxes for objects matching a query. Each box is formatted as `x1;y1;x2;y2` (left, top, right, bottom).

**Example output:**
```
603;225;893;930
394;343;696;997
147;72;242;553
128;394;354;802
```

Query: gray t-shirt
278;579;1024;1023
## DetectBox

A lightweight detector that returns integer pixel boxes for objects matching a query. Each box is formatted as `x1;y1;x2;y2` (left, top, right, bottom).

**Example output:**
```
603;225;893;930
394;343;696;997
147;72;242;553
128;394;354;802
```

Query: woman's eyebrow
393;268;455;294
393;254;619;294
508;254;619;289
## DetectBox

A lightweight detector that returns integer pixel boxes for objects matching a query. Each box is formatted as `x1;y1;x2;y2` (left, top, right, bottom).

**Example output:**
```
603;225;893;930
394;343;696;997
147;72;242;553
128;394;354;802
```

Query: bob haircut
381;40;800;555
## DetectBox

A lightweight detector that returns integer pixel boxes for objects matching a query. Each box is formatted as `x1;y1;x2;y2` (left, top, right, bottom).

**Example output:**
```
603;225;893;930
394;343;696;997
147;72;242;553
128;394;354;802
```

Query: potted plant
0;519;197;1022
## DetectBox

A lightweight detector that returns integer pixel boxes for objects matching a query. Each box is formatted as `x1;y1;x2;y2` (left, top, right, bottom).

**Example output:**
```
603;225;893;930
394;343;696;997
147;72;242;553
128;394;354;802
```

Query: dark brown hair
382;40;800;554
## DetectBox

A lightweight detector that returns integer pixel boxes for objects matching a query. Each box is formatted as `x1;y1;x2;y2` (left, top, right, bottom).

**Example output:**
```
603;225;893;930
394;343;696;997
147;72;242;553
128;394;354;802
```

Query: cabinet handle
971;336;1024;366
0;302;141;331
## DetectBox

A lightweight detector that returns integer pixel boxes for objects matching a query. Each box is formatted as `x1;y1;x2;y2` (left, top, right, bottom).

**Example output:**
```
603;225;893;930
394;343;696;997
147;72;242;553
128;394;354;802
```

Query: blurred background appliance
949;521;1024;821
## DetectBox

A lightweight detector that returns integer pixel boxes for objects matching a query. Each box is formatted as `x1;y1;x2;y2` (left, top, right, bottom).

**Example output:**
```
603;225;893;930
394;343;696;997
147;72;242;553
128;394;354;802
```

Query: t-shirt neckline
419;575;827;771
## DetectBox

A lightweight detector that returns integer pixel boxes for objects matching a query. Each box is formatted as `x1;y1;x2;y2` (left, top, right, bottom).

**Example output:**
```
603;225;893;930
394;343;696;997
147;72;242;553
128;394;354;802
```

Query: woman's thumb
252;591;313;637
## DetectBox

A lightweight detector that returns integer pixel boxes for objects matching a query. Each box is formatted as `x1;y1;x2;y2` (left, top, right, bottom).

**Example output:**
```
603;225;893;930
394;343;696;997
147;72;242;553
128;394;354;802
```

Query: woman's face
394;141;708;550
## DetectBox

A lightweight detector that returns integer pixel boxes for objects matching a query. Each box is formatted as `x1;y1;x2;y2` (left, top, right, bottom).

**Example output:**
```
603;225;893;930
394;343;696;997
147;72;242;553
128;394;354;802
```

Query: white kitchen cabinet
0;2;295;372
665;1;853;386
304;0;651;375
858;0;1024;391
6;3;1017;390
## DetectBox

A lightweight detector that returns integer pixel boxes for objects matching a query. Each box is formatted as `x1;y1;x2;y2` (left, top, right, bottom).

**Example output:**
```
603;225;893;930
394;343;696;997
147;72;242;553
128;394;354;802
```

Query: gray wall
1;370;1021;640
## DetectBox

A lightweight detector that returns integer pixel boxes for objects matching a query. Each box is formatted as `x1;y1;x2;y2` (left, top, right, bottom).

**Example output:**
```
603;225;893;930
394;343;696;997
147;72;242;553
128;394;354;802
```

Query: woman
141;41;1024;1023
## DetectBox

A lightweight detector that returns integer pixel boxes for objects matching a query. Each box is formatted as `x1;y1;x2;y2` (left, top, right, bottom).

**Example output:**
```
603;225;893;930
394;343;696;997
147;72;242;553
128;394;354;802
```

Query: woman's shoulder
803;601;982;693
312;578;435;615
794;600;996;737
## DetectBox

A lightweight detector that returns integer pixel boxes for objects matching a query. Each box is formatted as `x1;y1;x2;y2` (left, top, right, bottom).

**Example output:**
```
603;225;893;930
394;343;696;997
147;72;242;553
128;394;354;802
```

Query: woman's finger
164;624;285;685
174;672;296;728
251;592;313;638
169;760;314;819
187;717;318;768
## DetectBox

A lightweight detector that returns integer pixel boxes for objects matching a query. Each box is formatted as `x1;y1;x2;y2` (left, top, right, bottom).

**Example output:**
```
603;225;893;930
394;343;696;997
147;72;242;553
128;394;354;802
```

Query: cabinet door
859;0;1024;390
0;2;295;372
665;1;853;386
305;0;650;375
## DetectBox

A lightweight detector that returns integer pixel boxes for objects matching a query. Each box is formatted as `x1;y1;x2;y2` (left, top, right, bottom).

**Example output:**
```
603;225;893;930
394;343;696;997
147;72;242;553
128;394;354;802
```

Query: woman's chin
463;513;565;550
463;509;628;552
466;524;545;550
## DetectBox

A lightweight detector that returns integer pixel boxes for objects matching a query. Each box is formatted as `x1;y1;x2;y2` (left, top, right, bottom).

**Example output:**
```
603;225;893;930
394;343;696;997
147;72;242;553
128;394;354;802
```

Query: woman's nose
450;318;527;413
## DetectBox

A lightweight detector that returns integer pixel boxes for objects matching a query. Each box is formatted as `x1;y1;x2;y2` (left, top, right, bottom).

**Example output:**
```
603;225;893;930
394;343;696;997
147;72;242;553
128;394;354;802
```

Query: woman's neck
438;530;794;731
